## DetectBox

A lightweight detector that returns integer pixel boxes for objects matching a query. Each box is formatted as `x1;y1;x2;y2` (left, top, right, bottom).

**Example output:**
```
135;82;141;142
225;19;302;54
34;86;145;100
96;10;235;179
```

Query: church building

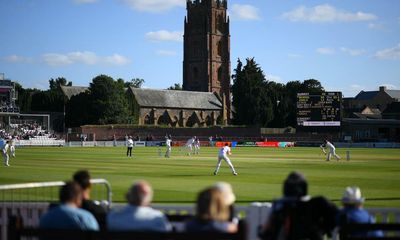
61;0;232;127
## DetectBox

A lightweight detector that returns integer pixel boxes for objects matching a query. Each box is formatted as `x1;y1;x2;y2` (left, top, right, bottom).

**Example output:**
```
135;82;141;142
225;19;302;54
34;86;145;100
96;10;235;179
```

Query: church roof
60;86;89;100
130;87;223;110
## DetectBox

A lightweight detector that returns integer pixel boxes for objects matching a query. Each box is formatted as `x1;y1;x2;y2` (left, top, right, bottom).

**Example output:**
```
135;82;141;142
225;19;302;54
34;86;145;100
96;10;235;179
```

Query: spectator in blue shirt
339;186;384;238
39;181;99;230
107;180;171;232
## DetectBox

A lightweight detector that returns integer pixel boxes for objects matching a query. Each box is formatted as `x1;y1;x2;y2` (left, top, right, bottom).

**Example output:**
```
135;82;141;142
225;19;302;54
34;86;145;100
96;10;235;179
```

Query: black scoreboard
297;92;342;127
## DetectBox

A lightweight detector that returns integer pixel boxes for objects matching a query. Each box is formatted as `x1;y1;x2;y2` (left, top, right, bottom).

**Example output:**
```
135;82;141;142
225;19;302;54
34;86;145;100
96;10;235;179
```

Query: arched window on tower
217;40;223;57
217;14;225;33
217;66;223;82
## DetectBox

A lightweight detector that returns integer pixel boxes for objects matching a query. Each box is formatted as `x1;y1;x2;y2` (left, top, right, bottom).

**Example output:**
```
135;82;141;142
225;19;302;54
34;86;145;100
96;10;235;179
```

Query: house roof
354;89;400;100
354;91;379;100
60;86;89;100
130;87;223;110
386;90;400;99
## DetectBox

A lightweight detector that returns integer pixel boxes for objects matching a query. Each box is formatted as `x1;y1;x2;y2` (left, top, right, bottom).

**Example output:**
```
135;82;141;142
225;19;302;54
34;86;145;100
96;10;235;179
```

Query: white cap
342;186;364;204
213;182;236;205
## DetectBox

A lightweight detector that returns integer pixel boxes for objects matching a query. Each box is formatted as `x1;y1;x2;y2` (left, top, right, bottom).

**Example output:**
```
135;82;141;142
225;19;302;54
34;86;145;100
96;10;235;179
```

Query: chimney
379;86;387;92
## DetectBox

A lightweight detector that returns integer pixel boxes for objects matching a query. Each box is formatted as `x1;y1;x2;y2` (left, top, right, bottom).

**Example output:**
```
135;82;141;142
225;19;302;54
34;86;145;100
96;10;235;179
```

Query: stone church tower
183;0;231;123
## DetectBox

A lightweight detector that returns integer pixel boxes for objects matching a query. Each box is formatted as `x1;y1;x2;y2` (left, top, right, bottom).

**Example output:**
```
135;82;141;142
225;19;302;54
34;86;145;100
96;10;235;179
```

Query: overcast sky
1;0;399;97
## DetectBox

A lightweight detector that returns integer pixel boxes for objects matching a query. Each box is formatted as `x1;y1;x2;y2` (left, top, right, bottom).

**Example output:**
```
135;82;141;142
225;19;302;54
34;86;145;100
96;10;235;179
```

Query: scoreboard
297;92;342;127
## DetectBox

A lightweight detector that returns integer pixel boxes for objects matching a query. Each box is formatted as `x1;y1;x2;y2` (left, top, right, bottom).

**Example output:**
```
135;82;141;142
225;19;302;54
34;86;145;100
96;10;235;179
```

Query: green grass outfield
0;146;399;207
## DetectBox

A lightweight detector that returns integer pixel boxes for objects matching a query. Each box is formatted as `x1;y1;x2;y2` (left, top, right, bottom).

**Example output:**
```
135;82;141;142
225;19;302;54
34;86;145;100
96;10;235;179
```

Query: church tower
183;0;231;119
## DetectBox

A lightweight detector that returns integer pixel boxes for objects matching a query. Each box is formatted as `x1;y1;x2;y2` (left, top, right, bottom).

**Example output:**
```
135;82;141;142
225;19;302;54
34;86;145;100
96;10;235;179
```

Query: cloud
145;30;183;42
316;47;335;55
2;54;32;63
73;0;98;4
156;50;177;56
231;4;261;21
42;51;130;66
120;0;185;13
340;47;366;56
379;83;398;90
374;44;400;60
368;23;386;30
282;4;377;23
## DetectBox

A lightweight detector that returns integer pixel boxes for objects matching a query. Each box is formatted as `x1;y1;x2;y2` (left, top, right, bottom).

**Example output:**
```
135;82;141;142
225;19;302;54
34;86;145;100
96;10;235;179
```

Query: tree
232;58;273;126
89;75;130;125
124;78;145;88
167;83;182;90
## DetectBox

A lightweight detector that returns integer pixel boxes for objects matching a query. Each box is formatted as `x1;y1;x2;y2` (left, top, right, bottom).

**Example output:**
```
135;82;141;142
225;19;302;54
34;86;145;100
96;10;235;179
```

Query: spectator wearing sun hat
338;186;384;238
213;182;238;224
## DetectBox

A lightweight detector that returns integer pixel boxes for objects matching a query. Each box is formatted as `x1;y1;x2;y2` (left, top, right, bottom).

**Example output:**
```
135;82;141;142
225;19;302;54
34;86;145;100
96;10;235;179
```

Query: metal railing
0;179;112;240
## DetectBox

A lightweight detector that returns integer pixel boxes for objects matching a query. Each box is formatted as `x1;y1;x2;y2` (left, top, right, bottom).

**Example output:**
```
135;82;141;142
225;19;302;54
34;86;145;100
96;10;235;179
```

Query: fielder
214;143;237;176
165;136;172;158
193;136;200;155
184;137;195;155
320;139;341;161
10;137;16;157
2;140;10;167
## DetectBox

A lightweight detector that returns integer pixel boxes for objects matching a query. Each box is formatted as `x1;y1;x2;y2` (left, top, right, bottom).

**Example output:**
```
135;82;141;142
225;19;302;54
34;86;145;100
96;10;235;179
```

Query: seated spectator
259;171;338;240
338;186;384;238
107;180;171;232
185;186;238;233
73;170;107;229
39;181;99;230
212;182;238;224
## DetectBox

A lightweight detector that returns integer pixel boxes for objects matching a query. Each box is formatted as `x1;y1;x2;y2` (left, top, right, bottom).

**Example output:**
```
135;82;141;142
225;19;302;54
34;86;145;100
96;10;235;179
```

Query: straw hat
342;186;365;204
213;182;236;205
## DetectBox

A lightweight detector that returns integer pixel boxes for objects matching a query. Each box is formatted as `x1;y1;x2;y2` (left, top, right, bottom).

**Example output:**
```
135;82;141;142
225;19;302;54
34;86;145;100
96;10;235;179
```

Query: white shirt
166;139;171;147
219;146;231;156
326;141;335;151
186;138;194;146
127;139;134;147
107;205;171;232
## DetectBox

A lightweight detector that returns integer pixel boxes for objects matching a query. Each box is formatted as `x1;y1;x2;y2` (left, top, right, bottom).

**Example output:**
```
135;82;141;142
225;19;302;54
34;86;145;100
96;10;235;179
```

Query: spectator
73;170;107;229
213;182;238;224
39;181;99;230
185;187;238;233
338;186;384;238
259;171;338;240
107;180;171;232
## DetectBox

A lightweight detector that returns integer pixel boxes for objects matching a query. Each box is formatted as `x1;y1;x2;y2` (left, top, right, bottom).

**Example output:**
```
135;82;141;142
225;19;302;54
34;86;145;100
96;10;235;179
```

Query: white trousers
165;146;171;158
327;149;340;161
215;155;236;174
10;146;15;157
3;152;9;165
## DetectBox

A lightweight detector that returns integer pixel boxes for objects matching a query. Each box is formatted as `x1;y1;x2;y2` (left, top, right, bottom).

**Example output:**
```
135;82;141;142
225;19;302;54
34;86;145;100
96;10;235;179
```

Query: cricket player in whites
184;137;195;155
2;140;10;166
214;143;238;176
193;136;200;155
320;139;341;161
165;136;172;158
10;137;16;157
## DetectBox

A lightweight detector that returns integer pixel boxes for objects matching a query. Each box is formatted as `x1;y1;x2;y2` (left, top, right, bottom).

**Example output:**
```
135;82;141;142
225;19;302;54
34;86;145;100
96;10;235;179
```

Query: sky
0;0;399;98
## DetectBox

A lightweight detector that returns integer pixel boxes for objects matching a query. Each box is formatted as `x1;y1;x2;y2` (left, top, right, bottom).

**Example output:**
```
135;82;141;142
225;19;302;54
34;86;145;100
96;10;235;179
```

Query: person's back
339;186;383;238
73;170;107;229
40;204;99;230
262;196;337;240
39;181;99;231
260;172;338;240
107;205;170;231
107;180;171;232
